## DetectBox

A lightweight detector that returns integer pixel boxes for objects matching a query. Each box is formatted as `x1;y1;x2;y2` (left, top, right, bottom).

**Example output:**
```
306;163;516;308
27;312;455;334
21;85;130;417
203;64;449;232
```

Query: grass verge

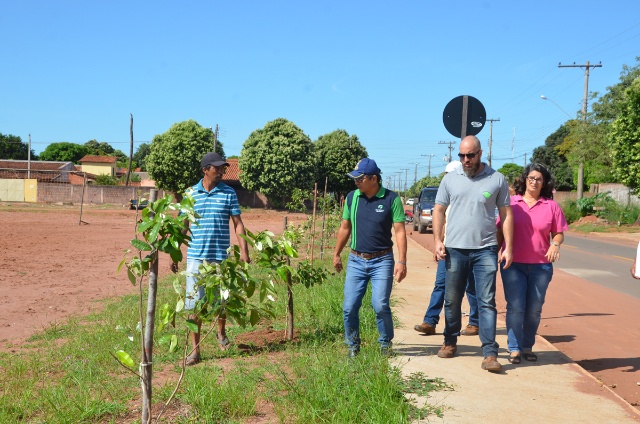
0;258;448;423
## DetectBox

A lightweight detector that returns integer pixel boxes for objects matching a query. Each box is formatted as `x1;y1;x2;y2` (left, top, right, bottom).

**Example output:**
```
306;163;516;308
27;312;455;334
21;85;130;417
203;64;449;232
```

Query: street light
540;95;573;119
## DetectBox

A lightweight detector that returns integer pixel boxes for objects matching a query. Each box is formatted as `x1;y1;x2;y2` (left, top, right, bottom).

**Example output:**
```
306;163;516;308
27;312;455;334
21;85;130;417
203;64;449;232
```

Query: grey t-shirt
435;163;510;249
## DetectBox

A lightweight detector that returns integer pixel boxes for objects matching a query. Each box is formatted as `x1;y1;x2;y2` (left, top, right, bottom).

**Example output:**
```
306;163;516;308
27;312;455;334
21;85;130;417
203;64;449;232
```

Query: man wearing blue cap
333;158;407;357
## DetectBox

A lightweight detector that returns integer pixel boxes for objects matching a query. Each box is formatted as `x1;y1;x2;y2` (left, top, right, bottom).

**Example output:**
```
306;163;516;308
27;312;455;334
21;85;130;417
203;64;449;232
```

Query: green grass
0;258;449;423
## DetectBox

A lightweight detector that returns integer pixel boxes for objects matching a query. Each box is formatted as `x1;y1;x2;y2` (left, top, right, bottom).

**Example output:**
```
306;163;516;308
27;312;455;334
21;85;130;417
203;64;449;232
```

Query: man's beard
463;161;480;177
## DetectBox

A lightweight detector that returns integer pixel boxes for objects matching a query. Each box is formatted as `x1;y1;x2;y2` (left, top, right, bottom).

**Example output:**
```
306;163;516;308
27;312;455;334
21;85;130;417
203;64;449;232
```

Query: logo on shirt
482;191;491;199
376;205;385;213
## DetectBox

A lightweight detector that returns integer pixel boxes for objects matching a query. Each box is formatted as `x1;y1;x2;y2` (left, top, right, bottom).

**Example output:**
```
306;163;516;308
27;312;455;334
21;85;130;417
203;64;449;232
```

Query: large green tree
531;124;575;190
611;77;640;191
146;120;224;200
497;163;524;184
0;133;36;160
38;142;88;163
133;143;151;171
239;118;314;206
313;129;368;199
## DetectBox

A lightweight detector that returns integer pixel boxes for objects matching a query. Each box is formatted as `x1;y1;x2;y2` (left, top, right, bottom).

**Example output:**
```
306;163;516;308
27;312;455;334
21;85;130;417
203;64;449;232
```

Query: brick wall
37;183;165;205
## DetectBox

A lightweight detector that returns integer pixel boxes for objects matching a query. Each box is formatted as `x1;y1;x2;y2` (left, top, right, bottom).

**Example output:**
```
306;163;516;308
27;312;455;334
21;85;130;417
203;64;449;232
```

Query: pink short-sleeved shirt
498;195;568;264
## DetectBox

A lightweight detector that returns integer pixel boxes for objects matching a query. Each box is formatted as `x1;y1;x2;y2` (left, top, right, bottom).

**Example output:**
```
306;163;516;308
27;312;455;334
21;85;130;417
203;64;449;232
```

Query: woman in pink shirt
497;164;568;364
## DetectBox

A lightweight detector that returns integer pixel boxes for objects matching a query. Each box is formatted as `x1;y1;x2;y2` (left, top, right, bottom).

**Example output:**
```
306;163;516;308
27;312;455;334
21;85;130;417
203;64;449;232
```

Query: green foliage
531;124;575;190
560;199;581;224
286;187;312;213
38;142;88;163
0;133;36;160
575;196;595;216
314;129;369;198
147;120;224;198
133;142;151;171
407;174;442;198
239;118;314;206
611;77;640;192
497;163;524;184
94;174;119;185
84;139;115;156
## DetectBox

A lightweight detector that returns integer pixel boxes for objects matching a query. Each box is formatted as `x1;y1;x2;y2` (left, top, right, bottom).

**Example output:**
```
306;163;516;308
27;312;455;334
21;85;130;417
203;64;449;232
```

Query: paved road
558;233;640;299
406;225;640;410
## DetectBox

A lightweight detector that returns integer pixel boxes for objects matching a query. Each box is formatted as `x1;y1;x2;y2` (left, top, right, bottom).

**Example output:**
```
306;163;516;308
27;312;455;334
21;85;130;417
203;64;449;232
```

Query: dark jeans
423;259;478;327
443;246;499;357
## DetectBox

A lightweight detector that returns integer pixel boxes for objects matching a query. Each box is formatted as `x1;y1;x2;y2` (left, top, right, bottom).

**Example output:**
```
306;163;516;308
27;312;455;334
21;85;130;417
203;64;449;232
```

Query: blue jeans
423;259;478;327
343;252;395;349
443;246;499;357
500;262;553;353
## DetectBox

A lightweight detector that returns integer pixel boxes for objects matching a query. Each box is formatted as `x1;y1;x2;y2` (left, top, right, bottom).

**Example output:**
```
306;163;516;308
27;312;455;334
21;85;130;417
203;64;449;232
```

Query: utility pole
558;61;602;199
439;141;456;163
486;118;500;167
421;154;435;177
401;168;409;193
524;153;527;168
28;134;31;179
511;128;516;163
411;162;419;185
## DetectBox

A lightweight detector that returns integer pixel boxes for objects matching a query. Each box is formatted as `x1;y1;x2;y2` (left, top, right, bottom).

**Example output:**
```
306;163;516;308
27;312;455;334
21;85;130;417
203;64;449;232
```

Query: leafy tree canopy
84;140;115;156
313;129;368;199
531;124;575;190
611;77;640;192
38;142;88;163
146;120;224;199
497;163;524;184
133;143;151;171
0;133;37;160
239;118;314;206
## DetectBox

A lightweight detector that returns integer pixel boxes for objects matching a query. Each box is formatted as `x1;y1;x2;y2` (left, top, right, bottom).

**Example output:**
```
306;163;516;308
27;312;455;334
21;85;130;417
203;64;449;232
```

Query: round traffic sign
442;95;486;138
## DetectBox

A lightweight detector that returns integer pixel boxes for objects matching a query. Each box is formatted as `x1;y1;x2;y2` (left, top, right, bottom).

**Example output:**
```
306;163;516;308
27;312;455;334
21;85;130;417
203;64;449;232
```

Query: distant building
78;155;117;176
0;159;77;182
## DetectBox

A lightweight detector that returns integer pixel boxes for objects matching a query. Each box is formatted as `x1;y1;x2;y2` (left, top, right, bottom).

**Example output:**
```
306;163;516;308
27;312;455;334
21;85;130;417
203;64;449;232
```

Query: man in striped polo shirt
333;158;407;358
173;152;250;366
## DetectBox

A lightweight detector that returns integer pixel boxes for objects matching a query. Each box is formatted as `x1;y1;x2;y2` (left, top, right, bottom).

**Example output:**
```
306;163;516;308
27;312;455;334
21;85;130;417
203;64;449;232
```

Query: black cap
201;152;229;168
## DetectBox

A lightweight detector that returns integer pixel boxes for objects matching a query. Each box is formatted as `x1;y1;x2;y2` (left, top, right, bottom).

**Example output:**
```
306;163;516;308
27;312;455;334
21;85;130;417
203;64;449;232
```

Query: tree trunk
141;189;158;424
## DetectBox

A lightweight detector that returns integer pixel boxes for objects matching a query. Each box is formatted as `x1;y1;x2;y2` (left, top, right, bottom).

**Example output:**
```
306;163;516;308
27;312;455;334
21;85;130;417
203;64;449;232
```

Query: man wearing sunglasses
432;136;513;373
333;158;407;358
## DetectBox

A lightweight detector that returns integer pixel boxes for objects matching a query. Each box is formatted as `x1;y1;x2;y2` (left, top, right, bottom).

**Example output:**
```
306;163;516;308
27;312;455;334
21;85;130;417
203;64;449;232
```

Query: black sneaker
381;343;394;357
347;348;360;359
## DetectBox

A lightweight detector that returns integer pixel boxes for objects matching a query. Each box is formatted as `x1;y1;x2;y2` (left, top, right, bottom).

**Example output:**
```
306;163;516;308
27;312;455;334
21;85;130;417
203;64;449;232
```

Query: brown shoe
461;324;479;336
481;356;503;373
414;322;436;335
437;344;457;358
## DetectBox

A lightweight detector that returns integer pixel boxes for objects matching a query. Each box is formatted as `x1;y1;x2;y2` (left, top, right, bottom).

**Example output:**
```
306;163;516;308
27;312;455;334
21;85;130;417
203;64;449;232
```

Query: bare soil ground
0;203;306;348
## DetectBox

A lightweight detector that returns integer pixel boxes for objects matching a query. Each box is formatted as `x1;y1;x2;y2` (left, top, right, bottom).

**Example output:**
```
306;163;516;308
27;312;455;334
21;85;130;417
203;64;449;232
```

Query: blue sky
2;1;639;188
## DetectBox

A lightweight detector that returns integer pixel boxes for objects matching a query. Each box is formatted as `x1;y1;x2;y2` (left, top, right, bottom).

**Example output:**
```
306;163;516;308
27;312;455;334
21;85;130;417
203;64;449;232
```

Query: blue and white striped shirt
186;180;241;261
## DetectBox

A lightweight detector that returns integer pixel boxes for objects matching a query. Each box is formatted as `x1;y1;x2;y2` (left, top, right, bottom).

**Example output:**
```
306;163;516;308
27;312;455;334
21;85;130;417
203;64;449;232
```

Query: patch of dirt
0;203;305;348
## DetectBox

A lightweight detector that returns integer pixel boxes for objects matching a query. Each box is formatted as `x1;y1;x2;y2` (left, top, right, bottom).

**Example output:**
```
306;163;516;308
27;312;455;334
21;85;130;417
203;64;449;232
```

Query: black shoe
347;348;360;359
381;343;394;357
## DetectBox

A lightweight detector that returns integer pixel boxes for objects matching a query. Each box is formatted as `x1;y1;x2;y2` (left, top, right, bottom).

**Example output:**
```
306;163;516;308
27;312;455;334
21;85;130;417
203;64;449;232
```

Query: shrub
561;200;581;224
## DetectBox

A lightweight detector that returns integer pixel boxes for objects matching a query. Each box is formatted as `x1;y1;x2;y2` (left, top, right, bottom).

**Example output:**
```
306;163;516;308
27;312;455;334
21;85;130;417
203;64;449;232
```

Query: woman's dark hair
513;163;555;199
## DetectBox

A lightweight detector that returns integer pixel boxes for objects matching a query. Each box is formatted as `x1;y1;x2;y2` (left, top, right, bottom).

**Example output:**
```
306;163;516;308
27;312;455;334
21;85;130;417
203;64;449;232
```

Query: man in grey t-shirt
433;135;513;373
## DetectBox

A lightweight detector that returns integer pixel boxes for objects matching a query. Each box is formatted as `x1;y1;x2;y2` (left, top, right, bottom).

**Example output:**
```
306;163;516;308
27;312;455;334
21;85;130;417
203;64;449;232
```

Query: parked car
405;198;415;206
412;187;439;233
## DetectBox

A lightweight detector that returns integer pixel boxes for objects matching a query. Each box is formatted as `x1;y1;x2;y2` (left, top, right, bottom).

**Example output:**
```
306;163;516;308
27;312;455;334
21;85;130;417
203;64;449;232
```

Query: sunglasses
457;150;481;159
354;175;369;183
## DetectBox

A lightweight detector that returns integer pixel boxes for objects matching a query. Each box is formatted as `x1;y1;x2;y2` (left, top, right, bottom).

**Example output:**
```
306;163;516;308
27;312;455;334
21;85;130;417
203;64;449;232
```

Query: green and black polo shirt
342;186;405;253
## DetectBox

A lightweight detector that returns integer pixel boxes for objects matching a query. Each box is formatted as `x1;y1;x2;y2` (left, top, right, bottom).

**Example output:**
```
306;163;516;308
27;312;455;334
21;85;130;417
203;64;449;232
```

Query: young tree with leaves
38;142;88;163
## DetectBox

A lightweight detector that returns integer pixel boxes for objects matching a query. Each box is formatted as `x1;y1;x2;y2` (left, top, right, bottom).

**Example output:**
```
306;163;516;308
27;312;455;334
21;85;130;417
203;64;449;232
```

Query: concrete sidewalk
391;237;640;423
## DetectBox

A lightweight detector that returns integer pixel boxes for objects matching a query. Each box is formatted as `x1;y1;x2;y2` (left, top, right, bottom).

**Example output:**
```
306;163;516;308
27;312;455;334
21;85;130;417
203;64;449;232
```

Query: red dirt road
0;204;303;347
406;225;640;411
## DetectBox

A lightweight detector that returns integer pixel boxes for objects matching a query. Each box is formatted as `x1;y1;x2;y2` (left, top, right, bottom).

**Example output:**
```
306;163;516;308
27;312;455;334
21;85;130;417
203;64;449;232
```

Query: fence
0;169;162;205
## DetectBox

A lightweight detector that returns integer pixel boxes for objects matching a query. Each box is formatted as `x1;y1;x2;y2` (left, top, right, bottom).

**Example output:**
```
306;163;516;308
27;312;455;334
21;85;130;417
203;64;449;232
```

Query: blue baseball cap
347;158;381;178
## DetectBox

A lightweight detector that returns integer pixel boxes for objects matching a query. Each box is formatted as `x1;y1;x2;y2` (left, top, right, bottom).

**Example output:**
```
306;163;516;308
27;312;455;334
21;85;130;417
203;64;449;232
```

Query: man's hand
333;255;343;273
499;248;513;269
170;262;179;274
394;263;407;283
434;240;446;261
